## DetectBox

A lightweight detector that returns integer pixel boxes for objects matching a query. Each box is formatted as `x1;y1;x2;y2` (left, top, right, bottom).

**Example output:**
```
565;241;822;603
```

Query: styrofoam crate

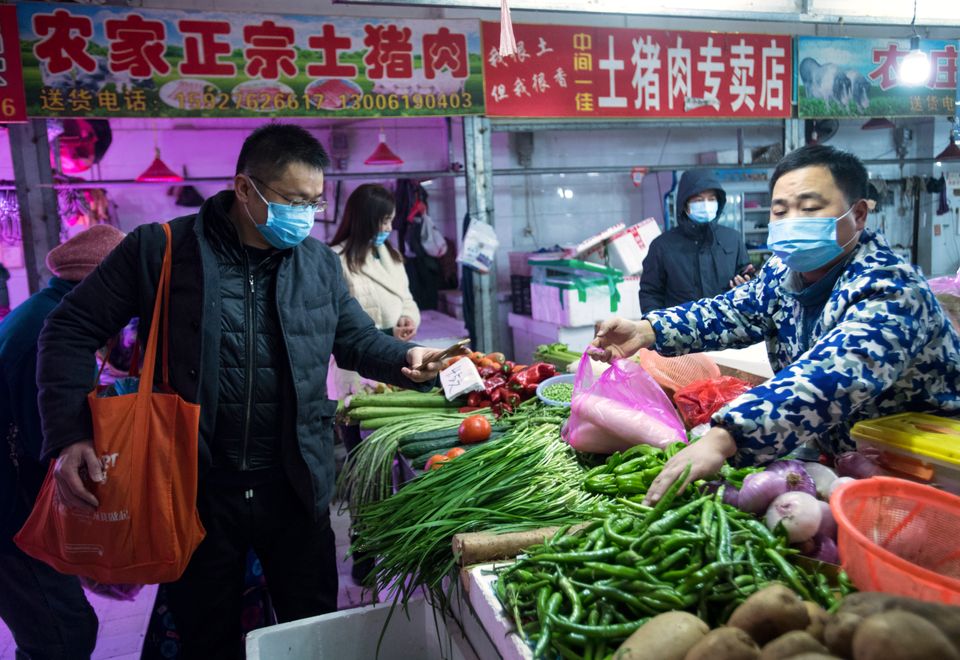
530;279;641;327
246;597;478;660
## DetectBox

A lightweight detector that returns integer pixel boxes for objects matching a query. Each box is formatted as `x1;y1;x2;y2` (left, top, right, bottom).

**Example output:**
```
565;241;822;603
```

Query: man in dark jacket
639;169;752;312
36;125;447;659
0;224;125;660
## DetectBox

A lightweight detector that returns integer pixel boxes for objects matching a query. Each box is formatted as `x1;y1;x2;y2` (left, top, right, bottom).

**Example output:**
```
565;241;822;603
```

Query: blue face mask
767;207;860;272
688;200;719;224
373;231;391;247
245;179;315;250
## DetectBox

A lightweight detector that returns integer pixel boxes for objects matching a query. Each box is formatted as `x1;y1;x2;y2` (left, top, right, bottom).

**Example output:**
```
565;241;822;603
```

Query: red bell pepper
466;391;489;409
508;362;558;398
483;374;507;394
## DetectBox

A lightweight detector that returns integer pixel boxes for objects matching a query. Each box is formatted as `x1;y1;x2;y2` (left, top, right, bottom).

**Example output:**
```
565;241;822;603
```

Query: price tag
439;358;485;402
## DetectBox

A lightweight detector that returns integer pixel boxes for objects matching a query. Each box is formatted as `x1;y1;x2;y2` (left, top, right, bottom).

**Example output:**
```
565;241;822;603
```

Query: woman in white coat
328;183;420;581
328;185;421;397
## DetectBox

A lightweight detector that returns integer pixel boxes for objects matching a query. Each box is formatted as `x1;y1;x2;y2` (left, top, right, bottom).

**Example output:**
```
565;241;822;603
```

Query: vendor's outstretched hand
403;346;464;383
643;428;738;505
590;318;655;363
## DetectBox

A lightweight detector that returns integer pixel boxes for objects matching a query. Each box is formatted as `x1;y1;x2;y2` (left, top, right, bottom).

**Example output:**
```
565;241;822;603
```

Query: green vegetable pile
352;418;597;610
541;382;574;404
496;464;850;659
337;413;483;511
583;443;759;497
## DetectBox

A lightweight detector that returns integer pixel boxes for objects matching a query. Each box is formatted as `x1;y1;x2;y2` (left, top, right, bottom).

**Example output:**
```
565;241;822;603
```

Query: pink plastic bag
563;352;686;454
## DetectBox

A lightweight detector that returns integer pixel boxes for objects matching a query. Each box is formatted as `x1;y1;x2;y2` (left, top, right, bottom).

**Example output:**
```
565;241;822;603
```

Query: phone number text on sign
171;90;475;113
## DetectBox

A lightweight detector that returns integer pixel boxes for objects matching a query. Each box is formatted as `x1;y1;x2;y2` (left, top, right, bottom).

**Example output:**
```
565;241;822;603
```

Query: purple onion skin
766;460;816;497
818;500;837;539
723;485;740;508
836;451;886;479
738;471;788;514
813;535;840;564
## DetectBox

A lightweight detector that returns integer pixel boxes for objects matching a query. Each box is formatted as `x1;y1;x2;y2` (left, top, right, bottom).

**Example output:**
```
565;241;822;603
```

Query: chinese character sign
16;2;483;118
0;6;27;122
481;22;791;118
797;37;958;118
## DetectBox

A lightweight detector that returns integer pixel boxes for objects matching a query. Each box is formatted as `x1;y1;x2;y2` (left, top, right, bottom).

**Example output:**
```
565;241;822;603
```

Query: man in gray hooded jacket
639;169;752;312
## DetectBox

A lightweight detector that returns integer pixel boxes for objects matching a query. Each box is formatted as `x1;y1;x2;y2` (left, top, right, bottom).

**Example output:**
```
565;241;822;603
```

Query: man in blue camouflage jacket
592;144;960;504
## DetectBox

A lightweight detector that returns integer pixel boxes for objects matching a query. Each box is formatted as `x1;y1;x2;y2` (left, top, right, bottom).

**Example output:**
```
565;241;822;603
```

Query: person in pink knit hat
0;223;124;660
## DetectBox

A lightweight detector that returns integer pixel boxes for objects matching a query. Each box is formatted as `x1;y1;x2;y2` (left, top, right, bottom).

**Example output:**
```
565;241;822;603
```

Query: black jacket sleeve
638;238;667;313
36;230;144;460
329;257;431;392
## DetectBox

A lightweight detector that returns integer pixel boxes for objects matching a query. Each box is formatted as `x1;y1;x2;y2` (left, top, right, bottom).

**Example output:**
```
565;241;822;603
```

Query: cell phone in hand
415;339;471;371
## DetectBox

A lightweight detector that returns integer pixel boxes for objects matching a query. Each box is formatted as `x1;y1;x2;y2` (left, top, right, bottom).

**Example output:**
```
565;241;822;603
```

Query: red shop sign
482;22;792;119
0;5;27;122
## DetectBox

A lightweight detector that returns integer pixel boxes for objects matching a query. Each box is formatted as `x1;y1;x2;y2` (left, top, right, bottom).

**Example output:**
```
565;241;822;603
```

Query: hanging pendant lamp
861;118;895;130
935;135;960;161
364;130;404;166
136;147;183;183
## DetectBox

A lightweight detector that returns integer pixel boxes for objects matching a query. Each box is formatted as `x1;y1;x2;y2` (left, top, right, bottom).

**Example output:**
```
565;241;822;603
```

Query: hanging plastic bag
673;376;753;429
419;212;448;259
457;221;499;273
563;352;686;454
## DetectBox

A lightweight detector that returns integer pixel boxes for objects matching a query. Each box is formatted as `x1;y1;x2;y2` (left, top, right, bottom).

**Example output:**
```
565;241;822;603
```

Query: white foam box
607;218;662;275
530;278;641;327
246;597;481;660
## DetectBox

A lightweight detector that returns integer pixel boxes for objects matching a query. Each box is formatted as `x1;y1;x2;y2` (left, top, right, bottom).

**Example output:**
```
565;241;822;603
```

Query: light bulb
899;49;930;86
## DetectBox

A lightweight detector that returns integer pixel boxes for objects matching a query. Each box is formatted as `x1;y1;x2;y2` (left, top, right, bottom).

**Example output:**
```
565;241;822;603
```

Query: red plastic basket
831;476;960;604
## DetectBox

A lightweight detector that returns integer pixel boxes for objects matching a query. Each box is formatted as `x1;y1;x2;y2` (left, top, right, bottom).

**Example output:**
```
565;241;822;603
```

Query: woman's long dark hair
329;184;402;273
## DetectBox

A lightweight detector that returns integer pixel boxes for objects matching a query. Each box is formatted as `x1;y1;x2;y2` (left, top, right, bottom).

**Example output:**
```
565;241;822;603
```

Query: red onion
811;534;840;564
803;461;838;499
705;480;741;508
738;471;788;514
765;491;822;543
766;460;817;497
817;500;837;540
836;451;888;479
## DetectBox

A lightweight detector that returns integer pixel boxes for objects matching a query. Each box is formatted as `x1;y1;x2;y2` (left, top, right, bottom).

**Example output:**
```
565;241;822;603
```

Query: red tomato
424;454;448;471
429;455;451;470
458;415;492;444
445;447;467;459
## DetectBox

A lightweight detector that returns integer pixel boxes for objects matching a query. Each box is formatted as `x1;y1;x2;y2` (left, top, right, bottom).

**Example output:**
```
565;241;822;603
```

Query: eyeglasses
248;175;327;213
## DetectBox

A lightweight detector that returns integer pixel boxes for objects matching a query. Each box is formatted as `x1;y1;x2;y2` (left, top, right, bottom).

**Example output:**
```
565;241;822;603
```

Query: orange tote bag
16;223;205;584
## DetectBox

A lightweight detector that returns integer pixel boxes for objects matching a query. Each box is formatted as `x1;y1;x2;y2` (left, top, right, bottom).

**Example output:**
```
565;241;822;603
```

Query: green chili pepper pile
583;442;760;498
496;463;849;659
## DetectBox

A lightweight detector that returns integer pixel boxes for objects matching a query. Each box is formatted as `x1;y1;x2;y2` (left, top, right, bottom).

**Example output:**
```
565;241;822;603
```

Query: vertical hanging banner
797;37;958;118
16;2;483;118
0;5;27;122
481;22;792;119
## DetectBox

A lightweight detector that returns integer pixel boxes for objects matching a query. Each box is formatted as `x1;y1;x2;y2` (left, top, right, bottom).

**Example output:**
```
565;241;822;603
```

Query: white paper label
439;358;486;402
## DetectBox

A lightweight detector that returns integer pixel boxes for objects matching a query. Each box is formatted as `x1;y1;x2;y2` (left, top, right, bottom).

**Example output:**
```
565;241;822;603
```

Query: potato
803;602;830;643
759;631;829;660
614;611;709;660
837;592;960;648
728;584;811;646
823;611;862;658
684;627;759;660
852;611;960;660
